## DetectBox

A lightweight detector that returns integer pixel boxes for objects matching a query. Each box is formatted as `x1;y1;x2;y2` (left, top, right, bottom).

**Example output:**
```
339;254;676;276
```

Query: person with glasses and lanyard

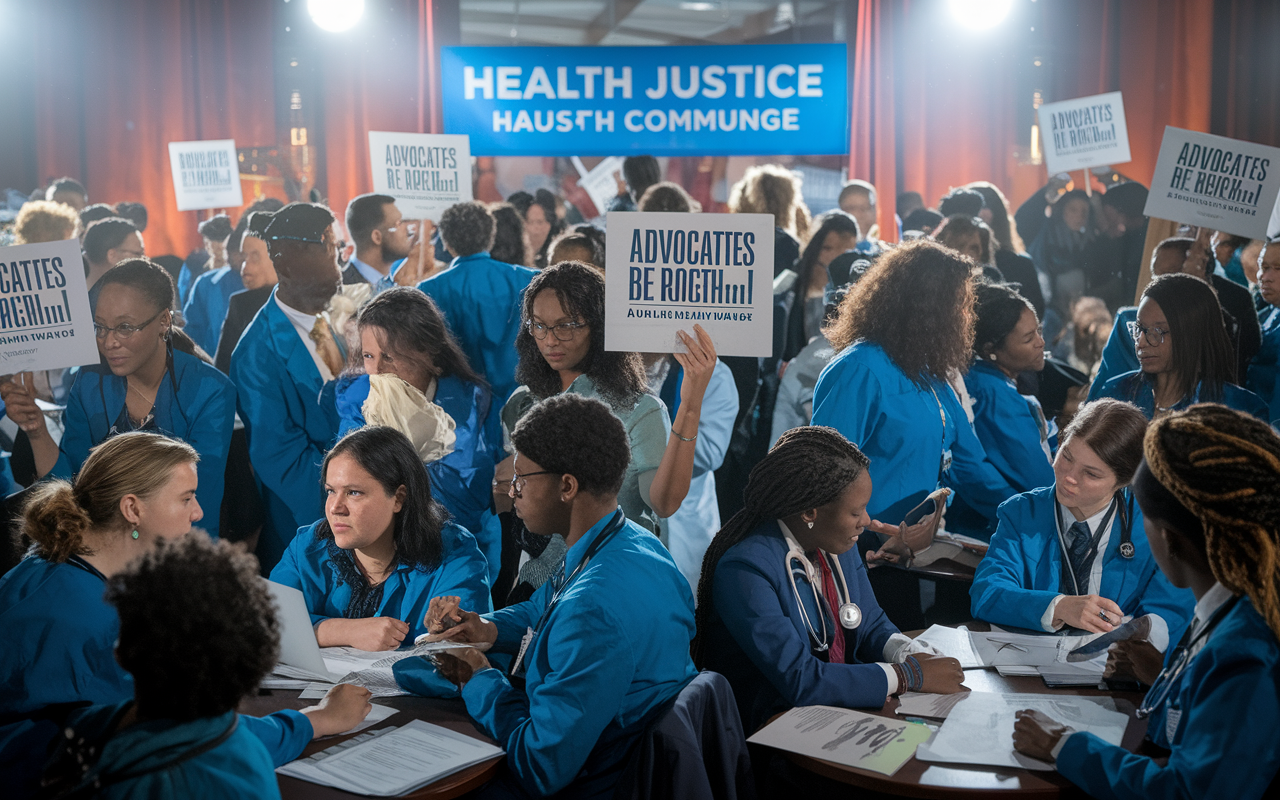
971;399;1193;639
2;259;236;537
1014;404;1280;799
1091;273;1268;421
404;393;698;799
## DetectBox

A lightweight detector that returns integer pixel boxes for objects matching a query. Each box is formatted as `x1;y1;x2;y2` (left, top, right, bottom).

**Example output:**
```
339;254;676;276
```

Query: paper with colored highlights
749;705;932;777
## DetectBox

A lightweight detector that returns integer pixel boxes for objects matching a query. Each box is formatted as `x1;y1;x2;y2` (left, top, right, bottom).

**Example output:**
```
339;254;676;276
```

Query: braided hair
692;426;870;667
1139;404;1280;640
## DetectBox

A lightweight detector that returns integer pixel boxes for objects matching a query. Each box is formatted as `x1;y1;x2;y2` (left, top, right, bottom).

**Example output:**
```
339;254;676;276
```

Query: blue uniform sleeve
970;499;1060;629
692;362;738;475
181;375;236;538
50;374;92;479
238;710;313;767
942;384;1019;520
409;527;493;641
267;530;330;628
967;379;1054;494
1089;315;1138;402
182;277;213;355
1056;647;1280;800
460;599;639;797
712;554;890;710
811;354;882;449
484;587;548;654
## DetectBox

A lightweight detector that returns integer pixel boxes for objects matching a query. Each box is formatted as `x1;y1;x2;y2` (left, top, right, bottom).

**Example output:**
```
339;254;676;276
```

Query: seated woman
37;536;297;799
972;399;1193;639
1013;404;1280;799
954;282;1054;537
406;394;697;799
335;287;502;539
1092;273;1268;421
270;425;491;662
1;258;235;536
0;433;369;795
694;426;965;733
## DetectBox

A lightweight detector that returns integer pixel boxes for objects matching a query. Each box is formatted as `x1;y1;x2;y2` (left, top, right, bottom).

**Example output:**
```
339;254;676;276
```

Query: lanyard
531;509;626;636
1054;495;1120;596
1137;595;1241;718
926;383;948;486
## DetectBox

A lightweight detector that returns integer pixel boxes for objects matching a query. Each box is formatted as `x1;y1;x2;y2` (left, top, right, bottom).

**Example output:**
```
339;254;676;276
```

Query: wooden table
241;690;504;799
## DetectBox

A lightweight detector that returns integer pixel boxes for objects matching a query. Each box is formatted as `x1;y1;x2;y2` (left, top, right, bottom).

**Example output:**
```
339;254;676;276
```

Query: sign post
0;238;100;374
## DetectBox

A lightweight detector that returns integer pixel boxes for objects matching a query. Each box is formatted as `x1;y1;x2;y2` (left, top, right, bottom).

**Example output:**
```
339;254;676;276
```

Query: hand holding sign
0;372;43;433
395;219;439;286
672;324;717;413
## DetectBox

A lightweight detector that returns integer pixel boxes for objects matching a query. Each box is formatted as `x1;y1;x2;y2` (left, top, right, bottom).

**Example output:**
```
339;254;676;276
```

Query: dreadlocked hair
691;426;869;667
1142;403;1280;640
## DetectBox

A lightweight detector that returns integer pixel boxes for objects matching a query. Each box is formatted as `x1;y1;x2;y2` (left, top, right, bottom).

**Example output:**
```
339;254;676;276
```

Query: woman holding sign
2;259;236;536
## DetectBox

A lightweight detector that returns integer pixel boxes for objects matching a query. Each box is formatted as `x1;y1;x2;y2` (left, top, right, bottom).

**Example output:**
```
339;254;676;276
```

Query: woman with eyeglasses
1091;273;1268;421
1012;405;1280;799
2;259;235;535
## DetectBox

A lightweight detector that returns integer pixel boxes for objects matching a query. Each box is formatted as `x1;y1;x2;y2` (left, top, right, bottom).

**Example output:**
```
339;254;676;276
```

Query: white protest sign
1143;127;1280;240
572;156;625;219
168;139;243;211
368;132;472;220
1038;92;1131;174
0;238;99;373
605;212;773;358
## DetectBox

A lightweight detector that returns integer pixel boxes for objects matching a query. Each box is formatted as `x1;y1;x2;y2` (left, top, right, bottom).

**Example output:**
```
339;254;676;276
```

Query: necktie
1061;520;1095;594
816;553;845;664
309;315;344;376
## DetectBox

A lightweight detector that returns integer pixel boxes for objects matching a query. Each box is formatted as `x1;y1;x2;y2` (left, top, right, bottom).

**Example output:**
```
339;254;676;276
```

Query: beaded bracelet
891;663;910;695
901;655;926;692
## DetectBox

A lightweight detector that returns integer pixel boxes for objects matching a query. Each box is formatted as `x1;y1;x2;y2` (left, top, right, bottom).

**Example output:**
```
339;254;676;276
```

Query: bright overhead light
307;0;364;32
948;0;1013;30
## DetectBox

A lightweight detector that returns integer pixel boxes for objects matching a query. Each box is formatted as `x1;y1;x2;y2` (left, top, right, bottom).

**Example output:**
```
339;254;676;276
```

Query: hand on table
1012;709;1072;763
1053;595;1123;633
318;616;409;651
301;683;373;738
1105;638;1164;685
913;653;966;694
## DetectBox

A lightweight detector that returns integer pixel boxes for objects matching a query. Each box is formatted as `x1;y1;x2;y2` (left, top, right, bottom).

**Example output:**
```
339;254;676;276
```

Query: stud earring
807;521;814;529
987;353;997;361
131;530;139;540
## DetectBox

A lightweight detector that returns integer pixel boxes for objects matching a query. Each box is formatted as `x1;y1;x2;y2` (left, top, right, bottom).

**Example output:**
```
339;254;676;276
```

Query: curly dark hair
106;535;278;722
973;281;1035;357
515;261;648;409
357;287;485;387
637;182;700;213
438;201;496;257
317;426;450;570
510;394;630;497
825;239;976;386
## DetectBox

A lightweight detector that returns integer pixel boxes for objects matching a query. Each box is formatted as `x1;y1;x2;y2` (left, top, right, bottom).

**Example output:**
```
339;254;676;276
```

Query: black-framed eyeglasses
1127;321;1168;347
509;470;557;497
94;310;164;341
526;320;587;341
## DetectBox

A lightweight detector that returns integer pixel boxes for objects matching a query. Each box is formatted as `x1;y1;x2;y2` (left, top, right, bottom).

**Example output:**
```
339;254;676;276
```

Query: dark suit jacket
214;286;273;375
340;263;366;286
1213;273;1263;383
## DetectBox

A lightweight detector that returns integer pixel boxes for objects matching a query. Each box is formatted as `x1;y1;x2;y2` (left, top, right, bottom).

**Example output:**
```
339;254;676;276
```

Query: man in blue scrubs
413;394;697;799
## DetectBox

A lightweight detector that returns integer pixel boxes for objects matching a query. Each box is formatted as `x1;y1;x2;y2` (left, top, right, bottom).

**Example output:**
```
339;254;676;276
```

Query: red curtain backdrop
27;0;276;257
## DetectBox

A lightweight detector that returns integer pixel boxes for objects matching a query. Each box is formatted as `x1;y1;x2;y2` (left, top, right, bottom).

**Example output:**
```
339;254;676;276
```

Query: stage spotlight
307;0;365;32
948;0;1013;30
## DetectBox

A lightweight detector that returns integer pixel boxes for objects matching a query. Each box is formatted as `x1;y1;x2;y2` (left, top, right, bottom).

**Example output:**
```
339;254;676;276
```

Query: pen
991;640;1029;653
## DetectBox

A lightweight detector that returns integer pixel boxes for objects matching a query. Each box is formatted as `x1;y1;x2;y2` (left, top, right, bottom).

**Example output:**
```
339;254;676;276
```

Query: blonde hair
22;432;200;563
14;200;79;244
728;164;809;240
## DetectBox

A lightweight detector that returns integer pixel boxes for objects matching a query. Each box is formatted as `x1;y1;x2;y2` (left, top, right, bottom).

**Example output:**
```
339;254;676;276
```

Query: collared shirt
274;294;333;382
1186;581;1234;661
1041;500;1117;631
348;255;385;286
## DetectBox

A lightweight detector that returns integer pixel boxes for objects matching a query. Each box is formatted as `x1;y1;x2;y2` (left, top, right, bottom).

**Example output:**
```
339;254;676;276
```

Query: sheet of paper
748;705;932;777
915;692;1127;772
317;720;503;796
1038;661;1106;686
913;625;984;669
260;676;313;690
318;703;400;739
572;155;626;219
894;692;973;720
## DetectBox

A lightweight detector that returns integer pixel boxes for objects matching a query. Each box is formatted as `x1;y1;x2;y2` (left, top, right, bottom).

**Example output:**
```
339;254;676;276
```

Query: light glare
307;0;365;32
948;0;1013;30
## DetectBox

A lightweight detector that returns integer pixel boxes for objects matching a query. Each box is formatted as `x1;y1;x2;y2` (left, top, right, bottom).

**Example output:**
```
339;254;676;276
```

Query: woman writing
1092;273;1267;421
1013;404;1280;798
270;426;491;664
971;399;1193;637
2;258;236;536
695;427;965;733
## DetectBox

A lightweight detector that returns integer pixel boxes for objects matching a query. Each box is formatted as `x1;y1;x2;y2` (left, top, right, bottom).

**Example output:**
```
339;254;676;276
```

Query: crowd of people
1;159;1279;799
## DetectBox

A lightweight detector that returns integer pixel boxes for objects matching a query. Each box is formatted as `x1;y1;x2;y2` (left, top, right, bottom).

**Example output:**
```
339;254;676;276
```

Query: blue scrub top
55;349;236;537
1091;370;1269;422
701;518;901;733
1089;307;1139;402
335;373;503;536
52;702;281;800
970;486;1194;636
417;252;536;404
407;509;697;798
183;265;245;356
1056;596;1280;800
1247;305;1280;424
811;340;1017;525
0;553;312;794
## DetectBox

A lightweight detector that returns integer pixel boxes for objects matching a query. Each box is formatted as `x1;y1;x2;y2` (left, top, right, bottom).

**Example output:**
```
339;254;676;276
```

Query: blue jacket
1247;305;1280;424
0;555;312;795
417;252;536;403
701;519;900;733
1089;307;1139;402
1056;596;1280;800
811;341;1018;524
971;486;1194;636
230;289;340;567
54;349;235;537
420;510;697;798
182;265;245;356
1092;369;1269;422
335;373;503;536
48;702;280;800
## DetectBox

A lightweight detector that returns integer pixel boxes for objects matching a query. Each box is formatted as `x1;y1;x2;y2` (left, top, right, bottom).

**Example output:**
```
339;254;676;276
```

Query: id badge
510;626;535;678
940;449;953;476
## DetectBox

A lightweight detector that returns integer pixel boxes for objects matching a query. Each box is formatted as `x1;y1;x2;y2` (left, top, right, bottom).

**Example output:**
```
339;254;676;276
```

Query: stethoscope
1053;489;1135;596
779;521;861;654
1136;595;1240;718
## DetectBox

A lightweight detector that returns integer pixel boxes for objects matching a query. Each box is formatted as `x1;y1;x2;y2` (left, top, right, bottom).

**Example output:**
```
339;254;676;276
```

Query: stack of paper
913;624;984;668
748;705;933;777
278;720;504;796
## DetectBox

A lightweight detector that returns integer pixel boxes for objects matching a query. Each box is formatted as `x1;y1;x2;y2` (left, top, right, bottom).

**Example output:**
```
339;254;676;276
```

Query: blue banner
441;44;848;157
